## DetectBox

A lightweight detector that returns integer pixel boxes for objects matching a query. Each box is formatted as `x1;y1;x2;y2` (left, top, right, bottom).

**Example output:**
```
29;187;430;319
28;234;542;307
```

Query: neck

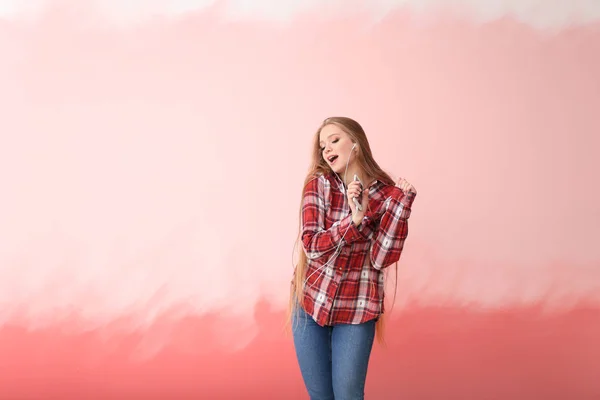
341;164;364;187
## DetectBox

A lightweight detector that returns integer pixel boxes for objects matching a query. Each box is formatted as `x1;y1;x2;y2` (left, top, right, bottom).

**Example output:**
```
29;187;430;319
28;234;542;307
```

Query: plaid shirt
299;172;415;326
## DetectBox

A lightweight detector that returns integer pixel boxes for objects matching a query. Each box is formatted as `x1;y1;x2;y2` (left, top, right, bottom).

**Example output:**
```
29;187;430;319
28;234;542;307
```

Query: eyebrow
319;132;340;146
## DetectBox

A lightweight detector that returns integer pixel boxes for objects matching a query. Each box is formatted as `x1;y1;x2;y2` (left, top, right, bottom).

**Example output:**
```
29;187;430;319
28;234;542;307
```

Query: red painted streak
0;303;598;399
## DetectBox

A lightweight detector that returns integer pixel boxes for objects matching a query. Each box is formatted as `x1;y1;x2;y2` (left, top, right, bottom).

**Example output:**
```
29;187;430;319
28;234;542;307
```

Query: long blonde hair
286;116;398;345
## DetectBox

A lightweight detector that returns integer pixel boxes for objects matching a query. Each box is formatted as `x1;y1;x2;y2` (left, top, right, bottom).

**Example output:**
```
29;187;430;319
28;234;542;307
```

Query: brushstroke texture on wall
1;1;599;398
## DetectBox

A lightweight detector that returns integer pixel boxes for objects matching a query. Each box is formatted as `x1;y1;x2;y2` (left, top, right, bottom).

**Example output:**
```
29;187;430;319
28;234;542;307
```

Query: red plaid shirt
299;172;415;326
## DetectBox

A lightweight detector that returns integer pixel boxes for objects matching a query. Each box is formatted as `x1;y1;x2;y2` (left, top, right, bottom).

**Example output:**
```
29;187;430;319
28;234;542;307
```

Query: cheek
337;144;351;157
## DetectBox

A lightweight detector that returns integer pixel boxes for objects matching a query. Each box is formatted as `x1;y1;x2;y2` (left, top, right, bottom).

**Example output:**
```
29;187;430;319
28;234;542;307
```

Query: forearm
369;188;415;269
302;213;375;261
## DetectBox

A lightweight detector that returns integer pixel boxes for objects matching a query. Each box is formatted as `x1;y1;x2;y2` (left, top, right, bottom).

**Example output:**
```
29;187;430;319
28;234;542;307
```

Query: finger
349;189;361;199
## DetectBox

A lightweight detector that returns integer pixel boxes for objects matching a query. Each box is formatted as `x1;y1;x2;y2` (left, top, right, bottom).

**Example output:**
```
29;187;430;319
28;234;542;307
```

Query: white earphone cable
302;143;359;289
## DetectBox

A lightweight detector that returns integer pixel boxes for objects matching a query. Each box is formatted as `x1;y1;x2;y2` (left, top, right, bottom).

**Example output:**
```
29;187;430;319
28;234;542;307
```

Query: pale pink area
0;5;598;339
0;4;599;399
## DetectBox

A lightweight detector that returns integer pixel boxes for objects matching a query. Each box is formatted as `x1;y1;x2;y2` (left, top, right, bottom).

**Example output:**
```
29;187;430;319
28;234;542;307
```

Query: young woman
288;116;417;400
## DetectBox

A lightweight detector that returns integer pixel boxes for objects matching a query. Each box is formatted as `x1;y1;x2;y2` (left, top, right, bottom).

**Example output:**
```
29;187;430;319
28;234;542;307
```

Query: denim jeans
292;306;376;400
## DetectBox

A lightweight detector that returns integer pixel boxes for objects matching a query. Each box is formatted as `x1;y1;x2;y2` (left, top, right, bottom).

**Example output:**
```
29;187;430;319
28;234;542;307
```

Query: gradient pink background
1;1;599;398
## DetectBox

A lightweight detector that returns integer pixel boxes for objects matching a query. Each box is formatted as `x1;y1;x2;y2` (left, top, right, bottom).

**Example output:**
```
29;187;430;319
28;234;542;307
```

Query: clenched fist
396;177;417;196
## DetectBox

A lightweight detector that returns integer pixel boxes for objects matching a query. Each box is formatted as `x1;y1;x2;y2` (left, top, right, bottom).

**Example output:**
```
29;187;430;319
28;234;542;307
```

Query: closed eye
320;138;340;151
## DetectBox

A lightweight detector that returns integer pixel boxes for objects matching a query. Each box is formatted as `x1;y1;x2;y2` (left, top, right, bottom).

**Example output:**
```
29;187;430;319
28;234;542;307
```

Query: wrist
352;213;364;226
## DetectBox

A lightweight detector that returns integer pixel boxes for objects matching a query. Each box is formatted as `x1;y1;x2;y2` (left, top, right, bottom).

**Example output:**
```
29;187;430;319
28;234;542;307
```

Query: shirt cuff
332;214;364;244
401;190;416;208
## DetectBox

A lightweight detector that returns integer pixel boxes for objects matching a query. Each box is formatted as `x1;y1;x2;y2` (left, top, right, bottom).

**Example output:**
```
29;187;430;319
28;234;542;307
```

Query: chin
332;161;351;175
330;166;344;175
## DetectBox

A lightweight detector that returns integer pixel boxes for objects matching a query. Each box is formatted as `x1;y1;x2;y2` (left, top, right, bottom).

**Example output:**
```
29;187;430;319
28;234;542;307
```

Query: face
319;124;357;174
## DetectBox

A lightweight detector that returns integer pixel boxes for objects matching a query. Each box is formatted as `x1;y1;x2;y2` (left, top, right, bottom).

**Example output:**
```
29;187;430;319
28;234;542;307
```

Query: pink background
1;1;599;398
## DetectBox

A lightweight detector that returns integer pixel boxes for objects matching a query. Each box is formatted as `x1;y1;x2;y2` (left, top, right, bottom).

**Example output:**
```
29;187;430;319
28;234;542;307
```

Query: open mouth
327;155;339;164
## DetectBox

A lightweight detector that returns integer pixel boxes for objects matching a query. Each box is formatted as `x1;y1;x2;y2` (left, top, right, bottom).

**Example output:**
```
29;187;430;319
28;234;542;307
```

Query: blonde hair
286;116;399;345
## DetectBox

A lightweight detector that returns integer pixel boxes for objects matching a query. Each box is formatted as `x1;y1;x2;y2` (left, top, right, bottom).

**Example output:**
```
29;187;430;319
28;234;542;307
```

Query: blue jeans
292;306;376;400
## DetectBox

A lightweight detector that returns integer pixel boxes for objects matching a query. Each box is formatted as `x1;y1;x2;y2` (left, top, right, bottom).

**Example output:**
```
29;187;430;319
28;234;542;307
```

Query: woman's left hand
396;177;417;196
